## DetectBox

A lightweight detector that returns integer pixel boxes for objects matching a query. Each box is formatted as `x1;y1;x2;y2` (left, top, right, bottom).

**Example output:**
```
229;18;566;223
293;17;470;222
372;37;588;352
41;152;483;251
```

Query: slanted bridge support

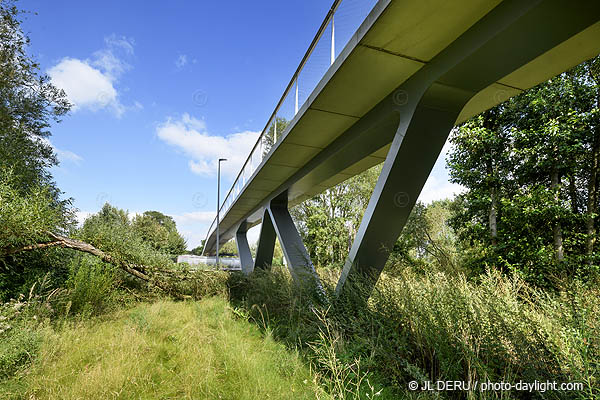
233;0;600;301
235;191;324;296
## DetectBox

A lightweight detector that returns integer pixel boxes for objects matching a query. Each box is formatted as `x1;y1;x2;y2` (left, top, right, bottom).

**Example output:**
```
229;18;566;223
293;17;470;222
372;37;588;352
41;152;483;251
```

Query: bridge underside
208;0;600;298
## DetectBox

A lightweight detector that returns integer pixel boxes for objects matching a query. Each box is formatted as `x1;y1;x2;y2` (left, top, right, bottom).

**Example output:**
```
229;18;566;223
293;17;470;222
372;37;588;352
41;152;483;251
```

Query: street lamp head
219;158;227;162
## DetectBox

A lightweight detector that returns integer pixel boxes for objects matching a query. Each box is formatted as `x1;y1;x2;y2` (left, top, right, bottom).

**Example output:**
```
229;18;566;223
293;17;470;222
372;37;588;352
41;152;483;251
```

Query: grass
228;266;600;399
0;297;328;399
2;262;598;399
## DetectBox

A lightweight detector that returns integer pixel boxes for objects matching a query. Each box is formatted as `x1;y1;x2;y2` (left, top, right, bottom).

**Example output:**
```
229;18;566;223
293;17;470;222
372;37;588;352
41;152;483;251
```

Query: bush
0;324;41;379
65;254;117;316
228;266;599;399
0;295;44;382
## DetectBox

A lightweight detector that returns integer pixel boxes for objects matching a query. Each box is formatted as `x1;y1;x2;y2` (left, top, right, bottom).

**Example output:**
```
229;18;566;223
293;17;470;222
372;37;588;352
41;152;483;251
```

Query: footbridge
203;0;600;296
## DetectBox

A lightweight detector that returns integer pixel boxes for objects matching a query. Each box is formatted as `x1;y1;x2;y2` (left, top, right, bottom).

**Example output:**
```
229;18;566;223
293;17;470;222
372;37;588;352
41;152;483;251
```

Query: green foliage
219;239;238;256
78;203;174;271
0;170;74;300
65;254;117;316
292;165;381;267
389;200;460;276
0;0;70;195
189;241;205;255
229;266;600;399
448;57;600;287
0;323;40;380
132;211;187;256
159;265;230;299
263;117;289;155
0;169;72;252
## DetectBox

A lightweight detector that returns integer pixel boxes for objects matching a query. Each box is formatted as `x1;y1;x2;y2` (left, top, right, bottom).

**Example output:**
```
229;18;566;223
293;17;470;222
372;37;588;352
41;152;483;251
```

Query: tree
447;56;600;286
0;1;73;298
0;1;70;194
262;117;289;156
448;109;513;249
132;211;187;255
291;164;381;267
389;200;460;275
219;240;238;256
190;241;205;256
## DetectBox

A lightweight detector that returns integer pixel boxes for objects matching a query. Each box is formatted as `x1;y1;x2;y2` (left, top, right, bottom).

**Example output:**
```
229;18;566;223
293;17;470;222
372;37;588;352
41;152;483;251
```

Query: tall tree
132;211;187;255
291;165;380;266
0;1;70;194
447;109;513;250
448;56;600;286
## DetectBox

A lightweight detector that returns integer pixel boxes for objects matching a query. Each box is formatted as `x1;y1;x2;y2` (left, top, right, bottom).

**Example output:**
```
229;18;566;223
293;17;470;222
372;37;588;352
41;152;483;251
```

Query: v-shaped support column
251;192;325;299
335;0;600;297
335;85;472;295
268;192;323;294
235;221;254;274
254;208;276;270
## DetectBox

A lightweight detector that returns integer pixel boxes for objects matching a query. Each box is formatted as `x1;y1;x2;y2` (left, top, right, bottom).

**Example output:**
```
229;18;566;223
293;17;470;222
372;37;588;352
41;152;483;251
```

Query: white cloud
47;35;135;117
156;113;259;178
175;54;188;68
171;211;215;226
48;58;121;114
170;211;216;250
55;147;83;164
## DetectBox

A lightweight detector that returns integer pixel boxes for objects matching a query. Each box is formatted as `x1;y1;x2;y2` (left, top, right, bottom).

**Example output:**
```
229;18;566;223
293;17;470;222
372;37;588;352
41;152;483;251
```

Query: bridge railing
205;0;377;248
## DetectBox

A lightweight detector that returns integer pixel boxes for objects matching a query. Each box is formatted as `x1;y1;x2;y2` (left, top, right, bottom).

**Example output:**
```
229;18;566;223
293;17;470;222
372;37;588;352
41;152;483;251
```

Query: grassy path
1;298;328;399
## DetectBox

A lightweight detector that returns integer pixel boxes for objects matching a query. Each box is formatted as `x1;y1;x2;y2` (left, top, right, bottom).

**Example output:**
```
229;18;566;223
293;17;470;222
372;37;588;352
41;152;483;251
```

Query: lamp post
216;158;227;267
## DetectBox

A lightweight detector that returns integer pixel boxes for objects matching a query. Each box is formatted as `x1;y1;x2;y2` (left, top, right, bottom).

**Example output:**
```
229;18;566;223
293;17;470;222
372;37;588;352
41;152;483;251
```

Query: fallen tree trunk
2;232;170;293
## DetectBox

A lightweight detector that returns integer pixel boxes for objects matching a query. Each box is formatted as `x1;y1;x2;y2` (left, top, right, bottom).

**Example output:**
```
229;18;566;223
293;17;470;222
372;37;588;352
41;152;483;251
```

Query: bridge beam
336;0;600;296
235;221;254;274
252;192;325;298
254;209;276;270
268;192;323;290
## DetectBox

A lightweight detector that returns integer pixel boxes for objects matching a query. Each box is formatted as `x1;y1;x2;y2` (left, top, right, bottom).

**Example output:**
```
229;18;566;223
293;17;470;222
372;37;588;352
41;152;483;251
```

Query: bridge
203;0;600;296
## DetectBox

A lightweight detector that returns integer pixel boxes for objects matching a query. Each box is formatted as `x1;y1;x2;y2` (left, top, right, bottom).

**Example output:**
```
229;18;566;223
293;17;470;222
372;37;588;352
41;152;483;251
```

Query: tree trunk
489;184;498;246
483;112;499;247
569;174;578;214
487;154;498;247
586;123;600;266
551;169;565;262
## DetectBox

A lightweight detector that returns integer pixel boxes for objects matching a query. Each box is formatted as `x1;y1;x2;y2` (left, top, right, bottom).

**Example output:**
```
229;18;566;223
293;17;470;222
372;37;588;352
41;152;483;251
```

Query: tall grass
2;255;597;399
228;267;600;399
0;298;328;399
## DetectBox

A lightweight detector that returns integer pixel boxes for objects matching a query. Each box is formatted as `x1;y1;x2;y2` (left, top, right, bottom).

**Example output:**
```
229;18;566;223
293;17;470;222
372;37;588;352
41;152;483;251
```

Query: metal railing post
331;15;335;65
295;78;299;115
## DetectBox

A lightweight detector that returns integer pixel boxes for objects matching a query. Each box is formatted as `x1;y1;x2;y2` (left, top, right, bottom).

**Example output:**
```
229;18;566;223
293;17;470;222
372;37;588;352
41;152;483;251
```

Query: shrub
65;254;117;316
0;324;41;379
228;266;599;399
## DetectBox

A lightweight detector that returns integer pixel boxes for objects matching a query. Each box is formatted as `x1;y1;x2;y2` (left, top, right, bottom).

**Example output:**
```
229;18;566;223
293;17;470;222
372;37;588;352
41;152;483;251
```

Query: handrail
203;0;374;253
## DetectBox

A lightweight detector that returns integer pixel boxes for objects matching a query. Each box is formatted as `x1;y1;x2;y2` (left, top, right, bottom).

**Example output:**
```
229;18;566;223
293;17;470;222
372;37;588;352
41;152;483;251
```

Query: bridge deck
204;0;600;254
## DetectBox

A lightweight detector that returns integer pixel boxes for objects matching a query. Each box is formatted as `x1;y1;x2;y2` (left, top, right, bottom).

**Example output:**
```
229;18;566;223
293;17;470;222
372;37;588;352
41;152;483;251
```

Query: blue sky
20;0;461;249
